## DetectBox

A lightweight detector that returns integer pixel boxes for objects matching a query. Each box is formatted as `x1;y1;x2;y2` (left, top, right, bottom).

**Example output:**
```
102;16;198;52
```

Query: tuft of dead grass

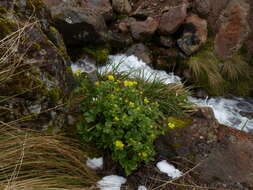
0;125;98;190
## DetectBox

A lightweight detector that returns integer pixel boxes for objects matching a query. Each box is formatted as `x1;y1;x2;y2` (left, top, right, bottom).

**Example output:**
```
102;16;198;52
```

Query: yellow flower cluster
107;75;115;81
115;140;124;149
168;122;176;129
124;80;137;87
95;81;100;86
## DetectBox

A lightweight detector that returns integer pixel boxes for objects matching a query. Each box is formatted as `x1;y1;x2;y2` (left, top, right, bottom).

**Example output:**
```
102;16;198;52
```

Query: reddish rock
158;3;188;34
214;0;250;58
130;17;158;40
157;106;253;188
177;14;208;55
131;0;189;18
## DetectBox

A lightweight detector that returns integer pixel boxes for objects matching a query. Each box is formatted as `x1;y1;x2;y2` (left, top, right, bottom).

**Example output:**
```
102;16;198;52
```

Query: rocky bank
0;0;253;189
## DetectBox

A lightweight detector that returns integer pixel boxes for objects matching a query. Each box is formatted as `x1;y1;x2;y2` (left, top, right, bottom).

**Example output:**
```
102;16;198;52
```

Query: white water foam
189;97;253;132
98;54;181;84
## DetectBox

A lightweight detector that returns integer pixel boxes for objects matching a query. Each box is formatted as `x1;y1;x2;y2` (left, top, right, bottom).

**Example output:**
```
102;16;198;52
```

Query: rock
125;43;152;64
112;0;132;14
118;17;136;33
54;7;107;45
157;106;253;188
214;0;250;59
192;0;211;16
42;0;108;45
159;36;174;48
0;0;74;131
86;0;113;22
130;17;158;40
177;14;208;55
131;0;189;19
195;89;209;98
245;0;253;55
158;3;188;34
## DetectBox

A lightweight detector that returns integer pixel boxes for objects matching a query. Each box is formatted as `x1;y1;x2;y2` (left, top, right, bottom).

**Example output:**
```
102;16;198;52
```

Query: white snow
189;96;253;132
86;157;103;169
97;175;126;190
138;185;148;190
98;54;181;84
156;160;182;179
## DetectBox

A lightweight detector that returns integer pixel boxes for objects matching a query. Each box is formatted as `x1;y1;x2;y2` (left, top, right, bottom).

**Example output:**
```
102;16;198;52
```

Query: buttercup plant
77;74;167;175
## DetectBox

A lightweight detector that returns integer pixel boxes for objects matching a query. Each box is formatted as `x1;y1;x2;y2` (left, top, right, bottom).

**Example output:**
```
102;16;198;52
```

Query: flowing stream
71;54;253;133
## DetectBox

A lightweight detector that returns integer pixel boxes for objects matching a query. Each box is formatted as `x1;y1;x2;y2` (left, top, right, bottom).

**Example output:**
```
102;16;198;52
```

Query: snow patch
97;175;126;190
86;157;103;169
98;54;181;84
156;160;182;179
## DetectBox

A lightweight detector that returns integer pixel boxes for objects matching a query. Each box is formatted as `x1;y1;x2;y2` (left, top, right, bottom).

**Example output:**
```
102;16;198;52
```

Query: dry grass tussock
0;18;98;190
0;125;98;190
186;40;252;95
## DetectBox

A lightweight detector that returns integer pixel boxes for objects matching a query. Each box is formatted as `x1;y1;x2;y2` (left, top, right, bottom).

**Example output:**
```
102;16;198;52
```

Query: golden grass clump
0;125;98;190
185;39;253;96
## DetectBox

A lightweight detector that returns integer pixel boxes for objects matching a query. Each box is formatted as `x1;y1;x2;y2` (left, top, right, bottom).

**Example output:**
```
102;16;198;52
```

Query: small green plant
77;75;168;175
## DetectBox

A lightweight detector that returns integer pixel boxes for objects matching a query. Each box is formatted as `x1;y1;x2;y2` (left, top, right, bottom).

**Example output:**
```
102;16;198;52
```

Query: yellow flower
141;152;148;158
107;75;115;81
124;80;137;87
129;102;135;107
115;87;120;91
144;97;149;103
168;122;176;129
114;116;119;121
95;81;100;86
115;140;124;149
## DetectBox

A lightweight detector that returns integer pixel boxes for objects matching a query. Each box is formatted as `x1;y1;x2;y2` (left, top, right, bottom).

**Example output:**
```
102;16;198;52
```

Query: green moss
168;116;191;128
0;6;8;14
30;42;41;52
48;89;61;104
83;46;110;64
0;17;17;39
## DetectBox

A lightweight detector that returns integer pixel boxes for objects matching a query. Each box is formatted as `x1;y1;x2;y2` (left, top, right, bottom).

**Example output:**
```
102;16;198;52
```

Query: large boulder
157;106;253;188
42;0;108;45
177;14;208;55
0;1;74;131
214;0;250;58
